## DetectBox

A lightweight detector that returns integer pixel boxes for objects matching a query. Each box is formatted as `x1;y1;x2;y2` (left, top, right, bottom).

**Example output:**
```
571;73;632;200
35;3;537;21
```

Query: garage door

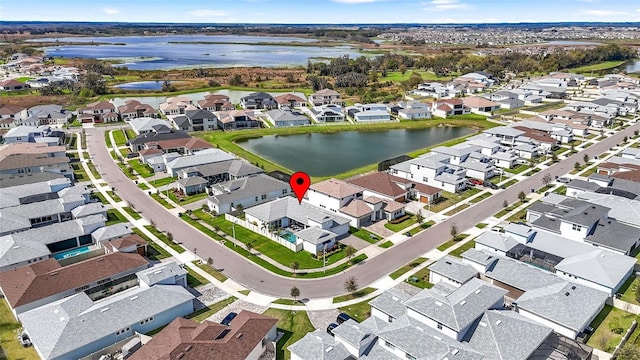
420;196;429;204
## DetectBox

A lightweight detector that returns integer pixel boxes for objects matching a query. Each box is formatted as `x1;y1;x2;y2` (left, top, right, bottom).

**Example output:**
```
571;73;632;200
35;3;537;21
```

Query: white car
557;177;571;184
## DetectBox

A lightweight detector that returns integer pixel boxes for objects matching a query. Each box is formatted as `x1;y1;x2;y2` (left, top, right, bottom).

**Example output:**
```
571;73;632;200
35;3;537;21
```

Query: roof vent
565;292;570;296
101;307;109;312
130;296;139;301
479;322;487;327
475;289;481;294
236;333;243;339
176;353;185;359
433;335;442;341
435;301;443;306
452;349;460;355
325;346;333;353
445;261;452;265
50;271;58;276
184;345;192;352
154;270;162;274
460;301;467;306
96;258;104;262
495;320;502;326
392;296;398;301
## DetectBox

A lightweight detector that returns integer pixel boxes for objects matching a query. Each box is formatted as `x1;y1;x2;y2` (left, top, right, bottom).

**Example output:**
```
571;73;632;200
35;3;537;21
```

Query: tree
399;64;407;75
246;242;253;255
551;151;558;163
416;209;425;224
450;224;459;241
207;257;214;269
518;191;526;202
344;276;358;295
167;232;174;243
617;342;640;360
583;154;589;163
228;74;244;86
291;261;299;274
503;199;508;208
574;161;581;171
345;246;356;261
542;173;553;187
291;286;300;302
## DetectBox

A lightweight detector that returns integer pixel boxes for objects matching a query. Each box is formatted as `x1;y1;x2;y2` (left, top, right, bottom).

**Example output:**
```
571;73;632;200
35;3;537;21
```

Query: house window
385;341;395;350
388;315;395;323
261;194;267;200
423;177;428;182
255;197;259;201
282;189;288;194
437;323;443;330
572;224;582;231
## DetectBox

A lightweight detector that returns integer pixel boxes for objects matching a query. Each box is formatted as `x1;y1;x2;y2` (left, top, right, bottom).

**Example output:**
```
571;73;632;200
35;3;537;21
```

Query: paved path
84;122;640;299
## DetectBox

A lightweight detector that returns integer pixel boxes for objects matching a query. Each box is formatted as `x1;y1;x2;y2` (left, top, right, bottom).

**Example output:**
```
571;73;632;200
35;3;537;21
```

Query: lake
113;81;168;90
237;127;475;177
625;59;640;73
32;35;364;70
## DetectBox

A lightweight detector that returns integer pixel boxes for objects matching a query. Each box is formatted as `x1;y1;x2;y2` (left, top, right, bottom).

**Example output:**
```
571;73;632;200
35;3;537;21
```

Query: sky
1;0;640;24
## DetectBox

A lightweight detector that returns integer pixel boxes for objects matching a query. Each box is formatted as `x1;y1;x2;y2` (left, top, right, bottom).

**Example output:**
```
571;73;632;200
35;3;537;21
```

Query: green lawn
536;184;554;194
507;208;529;223
339;299;373;322
476;223;488;229
495;201;526;219
149;177;176;188
503;179;518;188
263;308;315;360
72;163;89;181
138;183;150;190
144;225;185;253
407;267;434;289
86;161;101;179
186;297;237;323
427;188;482;213
618;276;640;304
384;214;417;232
125;129;137;140
469;192;492;204
437;234;470;251
0;299;40;360
380;69;453;82
150;193;175;209
586;305;639;352
195;261;228;282
408;221;435;236
504;164;529;174
565;60;626;73
444;203;470;216
92;191;109;204
196;211;350;269
450;240;476;258
168;191;209;205
389;257;428;280
106;209;127;225
553;186;567;195
272;299;302;306
349;227;381;243
128;159;154;178
379;241;393;248
185;267;210;288
112;129;128;146
122;206;142;220
132;228;171;260
332;287;376;303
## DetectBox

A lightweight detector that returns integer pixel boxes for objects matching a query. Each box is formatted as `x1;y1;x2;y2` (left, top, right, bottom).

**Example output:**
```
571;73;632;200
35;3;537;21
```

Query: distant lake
625;59;640;73
113;81;168;90
545;40;602;45
32;35;364;70
238;127;475;176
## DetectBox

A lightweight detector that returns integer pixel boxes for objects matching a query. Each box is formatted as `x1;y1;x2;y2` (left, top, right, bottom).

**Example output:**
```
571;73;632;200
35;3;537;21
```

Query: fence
224;213;303;252
611;320;637;359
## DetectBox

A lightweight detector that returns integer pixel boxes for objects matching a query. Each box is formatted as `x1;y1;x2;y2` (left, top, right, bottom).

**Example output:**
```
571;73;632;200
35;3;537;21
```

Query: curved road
86;122;640;298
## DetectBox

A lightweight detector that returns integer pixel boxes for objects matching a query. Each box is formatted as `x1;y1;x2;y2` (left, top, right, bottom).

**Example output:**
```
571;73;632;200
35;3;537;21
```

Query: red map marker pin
290;172;310;204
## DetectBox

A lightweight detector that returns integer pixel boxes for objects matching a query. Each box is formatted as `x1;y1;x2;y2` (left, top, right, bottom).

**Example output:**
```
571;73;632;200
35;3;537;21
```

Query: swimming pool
53;246;92;260
279;231;297;244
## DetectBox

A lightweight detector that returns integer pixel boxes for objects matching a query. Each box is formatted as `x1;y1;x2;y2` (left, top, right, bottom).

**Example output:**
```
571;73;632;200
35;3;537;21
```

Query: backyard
586;305;639;352
263;308;315;360
0;299;40;360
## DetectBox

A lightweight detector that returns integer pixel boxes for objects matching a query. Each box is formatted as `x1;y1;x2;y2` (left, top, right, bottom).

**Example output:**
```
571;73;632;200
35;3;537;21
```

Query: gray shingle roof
369;288;410;320
91;222;133;242
475;231;519;252
208;174;288;206
19;285;194;360
166;149;235;171
484;254;563;292
136;261;186;287
515;282;608;331
467;310;552;360
429;256;479;284
461;248;498;267
404;278;507;332
332;319;375;350
294;227;337;245
554;250;635;288
244;197;350;228
287;329;352;360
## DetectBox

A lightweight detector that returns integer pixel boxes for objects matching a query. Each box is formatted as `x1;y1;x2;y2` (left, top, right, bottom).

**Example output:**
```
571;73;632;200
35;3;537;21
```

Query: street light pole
232;219;237;248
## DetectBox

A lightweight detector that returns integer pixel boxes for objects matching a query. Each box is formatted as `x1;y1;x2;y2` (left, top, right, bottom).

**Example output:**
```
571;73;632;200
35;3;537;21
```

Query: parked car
336;313;354;324
469;178;484;186
557;177;571;184
221;312;237;326
18;332;31;347
327;323;338;336
405;231;412;237
483;181;498;190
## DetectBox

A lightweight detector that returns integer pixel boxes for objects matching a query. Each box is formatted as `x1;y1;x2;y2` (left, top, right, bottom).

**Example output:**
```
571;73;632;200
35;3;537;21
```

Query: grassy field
185;266;210;288
0;299;40;360
186;297;237;323
263;308;315;360
379;241;393;248
72;163;89;181
408;220;435;236
384;214;417;232
128;159;154;178
149;177;176;188
427;188;482;213
111;129;128;146
349;227;381;243
168;191;208;205
332;287;376;303
444;203;471;216
586;305;638;352
106;209;127;225
122;206;142;220
469;192;492;204
450;240;476;258
389;257;428;280
339;299;373;322
437;234;470;251
407;267;434;289
618;276;640;304
198;116;495;182
565;60;627;74
380;70;453;82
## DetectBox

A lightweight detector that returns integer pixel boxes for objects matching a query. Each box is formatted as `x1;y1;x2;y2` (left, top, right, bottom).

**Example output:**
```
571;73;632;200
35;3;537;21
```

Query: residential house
396;101;431;120
414;82;451;98
77;101;118;123
215;110;262;130
177;159;263;186
428;255;479;287
206;174;290;214
19;284;194;360
117;100;158;120
346;172;441;204
27;104;72;126
265;108;310;127
128;117;169;136
0;78;27;91
128;125;191;152
0;172;72;209
159;96;196;115
483;90;525;109
0;252;149;315
165;148;235;178
176;176;208;196
462;96;500;114
244;197;351;255
430;99;470;118
2;125;62;145
346;103;391;122
0;143;72;179
128;311;278;360
240;92;277;110
0;105;28;129
197;94;234;112
308;89;342;106
183;109;218;131
309;104;345;123
274;93;307;108
389;152;468;193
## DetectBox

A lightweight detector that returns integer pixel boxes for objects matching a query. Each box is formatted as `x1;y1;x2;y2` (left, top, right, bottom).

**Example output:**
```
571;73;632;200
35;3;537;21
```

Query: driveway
364;221;394;238
205;299;269;323
340;235;370;251
84;123;640;298
307;309;339;330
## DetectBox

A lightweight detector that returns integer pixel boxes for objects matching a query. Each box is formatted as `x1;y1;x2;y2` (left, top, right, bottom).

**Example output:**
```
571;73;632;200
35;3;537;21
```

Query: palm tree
291;261;299;274
291;286;300;302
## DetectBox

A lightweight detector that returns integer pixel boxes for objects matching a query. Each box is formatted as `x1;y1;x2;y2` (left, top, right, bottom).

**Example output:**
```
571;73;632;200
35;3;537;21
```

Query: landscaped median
180;210;368;279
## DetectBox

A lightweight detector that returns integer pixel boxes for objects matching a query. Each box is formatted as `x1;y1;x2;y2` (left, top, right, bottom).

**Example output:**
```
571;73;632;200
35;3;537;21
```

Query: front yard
339;299;373;322
349;227;381;243
426;188;482;213
384;213;417;232
406;267;434;289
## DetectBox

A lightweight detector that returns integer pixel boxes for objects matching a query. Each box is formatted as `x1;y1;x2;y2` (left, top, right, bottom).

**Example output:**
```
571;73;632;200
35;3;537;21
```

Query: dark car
483;181;499;190
327;323;339;336
221;312;237;326
336;312;354;324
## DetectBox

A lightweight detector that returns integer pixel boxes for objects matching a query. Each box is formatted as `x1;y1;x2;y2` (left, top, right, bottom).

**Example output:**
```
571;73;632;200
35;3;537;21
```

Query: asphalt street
86;121;640;298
